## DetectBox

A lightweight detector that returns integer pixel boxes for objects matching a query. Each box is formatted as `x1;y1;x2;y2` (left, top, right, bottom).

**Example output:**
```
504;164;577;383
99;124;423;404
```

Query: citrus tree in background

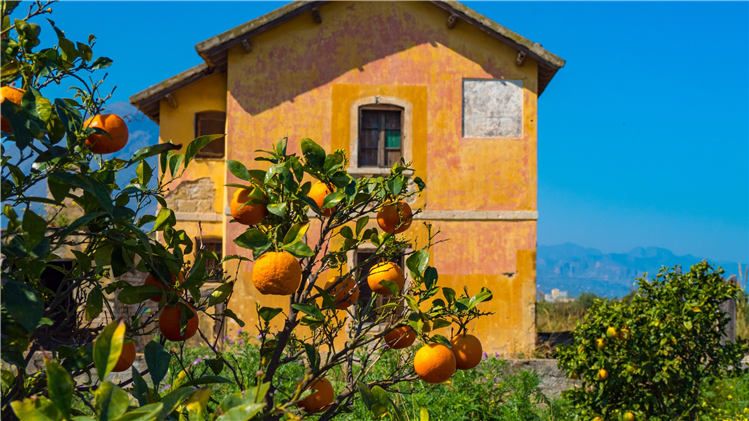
0;2;494;420
557;262;749;421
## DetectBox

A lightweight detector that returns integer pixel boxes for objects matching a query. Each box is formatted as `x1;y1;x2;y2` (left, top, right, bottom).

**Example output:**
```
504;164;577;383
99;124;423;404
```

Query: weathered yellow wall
158;72;226;240
160;1;539;353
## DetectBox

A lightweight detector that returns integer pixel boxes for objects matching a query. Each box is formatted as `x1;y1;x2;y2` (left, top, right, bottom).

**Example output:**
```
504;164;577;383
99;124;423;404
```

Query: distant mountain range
537;243;746;298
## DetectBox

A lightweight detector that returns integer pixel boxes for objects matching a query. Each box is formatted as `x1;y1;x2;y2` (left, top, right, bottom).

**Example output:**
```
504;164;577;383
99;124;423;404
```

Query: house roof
130;0;565;123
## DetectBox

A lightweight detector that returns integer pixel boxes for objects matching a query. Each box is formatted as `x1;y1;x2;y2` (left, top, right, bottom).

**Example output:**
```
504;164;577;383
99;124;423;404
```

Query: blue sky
17;1;749;264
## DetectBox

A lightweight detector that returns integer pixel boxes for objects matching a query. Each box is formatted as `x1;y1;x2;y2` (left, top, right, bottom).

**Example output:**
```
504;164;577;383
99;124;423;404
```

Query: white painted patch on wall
463;79;523;138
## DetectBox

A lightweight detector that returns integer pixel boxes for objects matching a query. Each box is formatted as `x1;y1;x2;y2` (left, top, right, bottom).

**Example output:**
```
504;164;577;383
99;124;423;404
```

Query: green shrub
557;262;748;421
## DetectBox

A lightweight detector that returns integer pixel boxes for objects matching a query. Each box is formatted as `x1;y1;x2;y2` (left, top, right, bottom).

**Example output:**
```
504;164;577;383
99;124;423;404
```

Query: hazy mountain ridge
537;243;745;298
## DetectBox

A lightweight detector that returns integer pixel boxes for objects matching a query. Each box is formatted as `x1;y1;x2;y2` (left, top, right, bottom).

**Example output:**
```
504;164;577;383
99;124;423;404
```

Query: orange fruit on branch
414;343;456;383
0;86;25;133
385;326;416;349
324;275;358;310
367;262;405;296
376;200;412;234
84;114;129;154
606;327;618;339
623;412;635;421
158;303;199;342
143;272;184;302
451;334;482;370
230;187;268;225
596;338;606;350
298;377;334;413
252;251;302;295
596;369;608;381
111;341;136;372
308;181;333;217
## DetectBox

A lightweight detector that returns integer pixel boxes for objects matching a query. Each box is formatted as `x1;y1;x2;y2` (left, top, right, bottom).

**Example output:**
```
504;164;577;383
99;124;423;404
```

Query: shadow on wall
231;1;536;117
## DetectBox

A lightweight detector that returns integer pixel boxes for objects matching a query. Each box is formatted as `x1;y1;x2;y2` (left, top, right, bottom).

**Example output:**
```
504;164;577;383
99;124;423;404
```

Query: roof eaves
433;1;566;70
195;1;326;65
128;62;213;123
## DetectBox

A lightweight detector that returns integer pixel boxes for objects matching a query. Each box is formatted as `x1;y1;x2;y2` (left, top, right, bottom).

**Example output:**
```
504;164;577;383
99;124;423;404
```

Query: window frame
197;236;223;282
194;111;226;159
357;105;404;169
349;246;412;330
348;96;413;176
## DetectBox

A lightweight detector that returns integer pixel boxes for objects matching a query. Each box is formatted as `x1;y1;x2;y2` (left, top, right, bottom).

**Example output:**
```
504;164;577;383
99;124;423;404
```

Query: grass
536;292;600;333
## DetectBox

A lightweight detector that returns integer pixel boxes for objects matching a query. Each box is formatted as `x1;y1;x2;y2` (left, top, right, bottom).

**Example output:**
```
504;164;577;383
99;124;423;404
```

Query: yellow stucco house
130;1;564;354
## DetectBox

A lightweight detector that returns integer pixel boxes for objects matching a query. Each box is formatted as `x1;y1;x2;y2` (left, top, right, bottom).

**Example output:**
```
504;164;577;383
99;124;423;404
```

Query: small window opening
195;111;226;158
358;106;403;168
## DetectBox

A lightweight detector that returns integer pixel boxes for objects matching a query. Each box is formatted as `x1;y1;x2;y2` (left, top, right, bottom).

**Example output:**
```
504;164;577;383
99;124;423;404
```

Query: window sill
346;167;392;176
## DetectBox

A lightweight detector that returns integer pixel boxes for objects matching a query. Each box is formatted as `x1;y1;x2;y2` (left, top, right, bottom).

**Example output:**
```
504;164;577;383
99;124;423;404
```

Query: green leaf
420;407;430;421
185;135;224;168
22;87;52;122
117;285;163;305
322;191;345;209
144;341;171;386
223;308;245;328
358;382;374;410
180;376;234;388
282;222;309;246
380;280;401;296
432;319;451;330
291;303;324;321
85;287;103;321
267;202;287;217
3;280;44;332
258;307;283;323
159;387;195;419
136;160;152;185
130;142;181;162
94;382;129;421
216;403;264;421
91;56;113;70
233;229;270;253
206;359;224;375
301;138;326;169
340;226;354;240
406;250;430;277
110;403;163;421
22;208;46;250
130;367;149;406
169;153;185;177
282;241;314;258
152;208;176;232
10;396;62;421
442;287;456;304
94;320;125;380
45;360;74;419
182;255;206;289
468;287;493;309
57;212;106;243
227;160;251;181
209;283;234;307
356;216;369;236
185;388;211;421
431;335;451;348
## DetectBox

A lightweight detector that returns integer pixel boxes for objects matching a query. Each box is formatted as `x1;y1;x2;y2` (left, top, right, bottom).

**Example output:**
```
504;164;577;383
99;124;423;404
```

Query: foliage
557;262;749;421
0;2;494;420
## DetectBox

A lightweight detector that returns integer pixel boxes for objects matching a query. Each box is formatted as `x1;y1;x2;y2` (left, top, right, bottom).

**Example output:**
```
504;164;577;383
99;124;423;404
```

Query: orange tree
0;2;494;420
557;262;748;421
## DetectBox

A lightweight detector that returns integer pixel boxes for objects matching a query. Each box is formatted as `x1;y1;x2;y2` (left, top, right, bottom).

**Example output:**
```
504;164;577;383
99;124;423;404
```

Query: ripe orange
570;371;579;380
596;369;608;381
298;377;334;413
324;275;359;310
252;251;302;295
111;341;136;372
230;187;268;225
376;201;412;234
623;412;635;421
451;334;482;370
308;181;332;217
384;326;416;349
367;262;405;296
143;272;184;302
158;303;199;342
0;86;24;133
84;114;129;154
414;343;456;383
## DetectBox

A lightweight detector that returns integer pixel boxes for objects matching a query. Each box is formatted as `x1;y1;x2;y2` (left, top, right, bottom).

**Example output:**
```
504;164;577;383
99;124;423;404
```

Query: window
355;251;406;323
195;111;226;158
358;106;403;168
201;237;223;281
